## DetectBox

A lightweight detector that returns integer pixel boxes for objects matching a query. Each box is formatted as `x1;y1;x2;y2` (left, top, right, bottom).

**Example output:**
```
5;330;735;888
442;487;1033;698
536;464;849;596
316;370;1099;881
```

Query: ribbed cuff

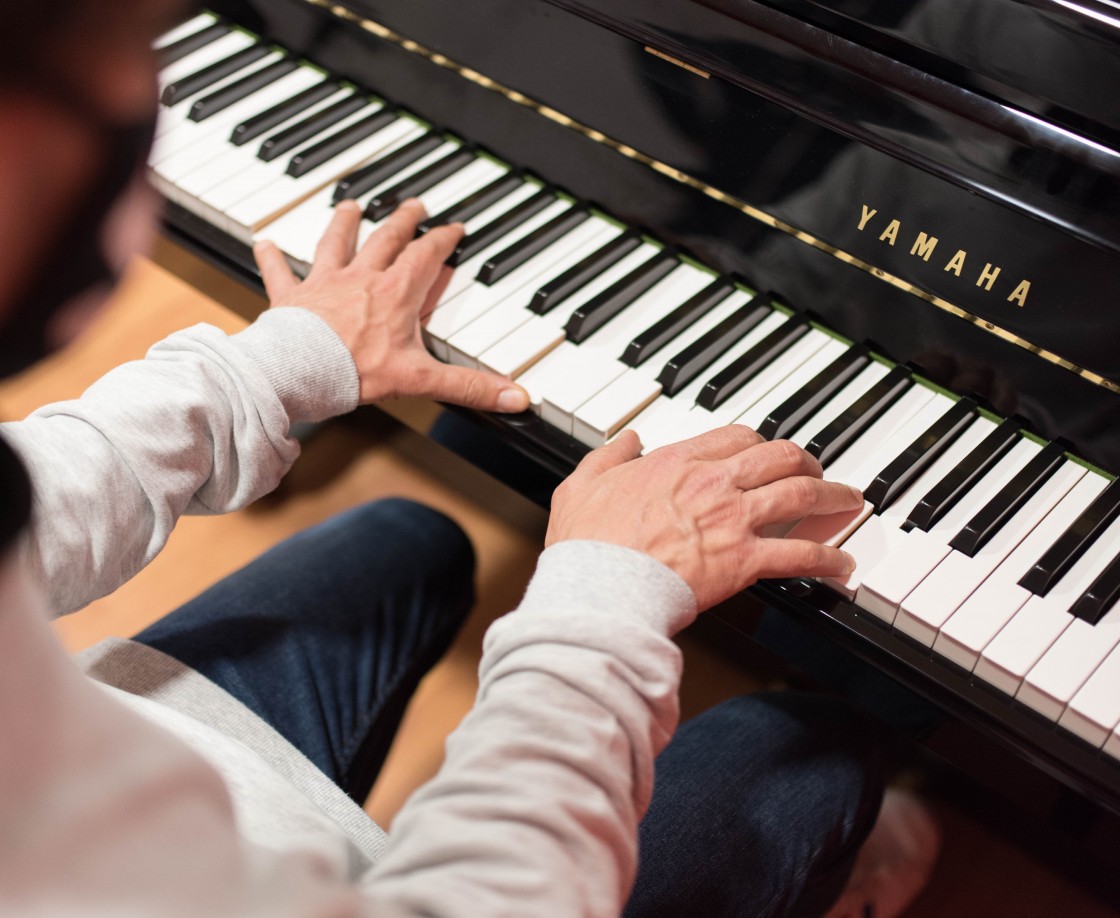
231;308;360;422
517;541;698;637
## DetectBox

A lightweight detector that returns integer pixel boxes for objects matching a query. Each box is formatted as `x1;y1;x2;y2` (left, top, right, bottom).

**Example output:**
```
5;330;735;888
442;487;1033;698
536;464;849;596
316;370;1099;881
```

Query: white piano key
783;391;955;553
626;307;788;453
820;416;997;599
169;86;355;205
222;104;422;241
734;337;852;433
1019;601;1120;722
255;134;457;263
155;12;219;49
642;329;834;451
478;242;663;378
355;157;511;248
444;222;623;367
787;361;892;449
975;510;1120;696
821;386;943;486
191;89;372;218
894;460;1086;646
855;436;1041;624
539;265;716;433
156;31;259;135
933;471;1111;671
572;290;754;447
428;217;620;361
1060;640;1120;747
433;198;579;306
151;64;322;176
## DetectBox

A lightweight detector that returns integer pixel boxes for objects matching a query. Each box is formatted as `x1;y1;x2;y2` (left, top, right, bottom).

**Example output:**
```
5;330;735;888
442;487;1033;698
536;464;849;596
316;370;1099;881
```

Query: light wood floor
2;252;1116;916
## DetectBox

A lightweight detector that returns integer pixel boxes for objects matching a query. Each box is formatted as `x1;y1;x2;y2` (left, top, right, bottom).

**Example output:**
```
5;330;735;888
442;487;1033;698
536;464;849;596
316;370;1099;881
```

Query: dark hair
0;435;32;557
0;2;84;83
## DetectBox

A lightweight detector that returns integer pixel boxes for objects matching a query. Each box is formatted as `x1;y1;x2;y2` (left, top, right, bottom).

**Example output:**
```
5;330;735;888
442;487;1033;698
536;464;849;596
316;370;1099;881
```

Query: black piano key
478;205;591;286
1018;477;1120;597
446;188;555;267
656;296;771;398
757;344;870;441
418;171;525;232
564;248;677;343
805;364;912;466
364;147;477;222
903;417;1021;533
622;276;735;367
161;43;271;107
286;108;398;178
159;21;230;69
188;57;297;122
1069;552;1120;625
949;440;1066;557
230;79;337;146
530;231;642;316
257;93;366;162
334;132;443;202
862;396;977;512
697;314;811;411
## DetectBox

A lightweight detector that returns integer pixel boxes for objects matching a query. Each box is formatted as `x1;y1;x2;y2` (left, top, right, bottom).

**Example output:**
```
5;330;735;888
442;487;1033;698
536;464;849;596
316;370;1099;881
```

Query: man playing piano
0;1;937;915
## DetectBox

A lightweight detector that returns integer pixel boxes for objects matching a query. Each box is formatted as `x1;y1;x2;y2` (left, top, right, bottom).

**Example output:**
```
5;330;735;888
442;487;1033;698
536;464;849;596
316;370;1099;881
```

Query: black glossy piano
150;0;1120;855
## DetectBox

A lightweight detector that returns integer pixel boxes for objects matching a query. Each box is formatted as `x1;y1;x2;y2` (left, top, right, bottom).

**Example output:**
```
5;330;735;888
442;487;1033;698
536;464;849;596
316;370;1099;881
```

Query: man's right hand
546;426;862;612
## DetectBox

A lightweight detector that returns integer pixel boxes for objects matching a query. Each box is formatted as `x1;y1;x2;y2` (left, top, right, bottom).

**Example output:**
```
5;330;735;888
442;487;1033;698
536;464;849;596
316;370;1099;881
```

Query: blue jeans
135;497;881;916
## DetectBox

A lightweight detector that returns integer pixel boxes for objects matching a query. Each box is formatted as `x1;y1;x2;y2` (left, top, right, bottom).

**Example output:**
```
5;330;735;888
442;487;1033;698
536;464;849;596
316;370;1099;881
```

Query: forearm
366;541;697;917
2;307;358;615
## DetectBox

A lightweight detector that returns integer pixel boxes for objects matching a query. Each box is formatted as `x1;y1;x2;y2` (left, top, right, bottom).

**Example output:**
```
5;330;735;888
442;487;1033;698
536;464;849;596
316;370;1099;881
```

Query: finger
410;357;530;413
309;199;362;273
750;537;856;581
419;264;455;322
393;221;465;298
253;240;300;301
572;429;642;480
355;199;428;271
747;476;863;526
724;438;823;491
650;424;762;462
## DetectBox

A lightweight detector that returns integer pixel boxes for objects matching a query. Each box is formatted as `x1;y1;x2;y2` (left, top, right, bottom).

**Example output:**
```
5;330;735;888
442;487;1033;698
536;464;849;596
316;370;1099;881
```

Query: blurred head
0;0;194;377
0;0;194;553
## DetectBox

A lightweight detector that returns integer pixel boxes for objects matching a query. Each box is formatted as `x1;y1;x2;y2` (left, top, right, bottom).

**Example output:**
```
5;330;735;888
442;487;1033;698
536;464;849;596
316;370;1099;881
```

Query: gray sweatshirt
0;307;697;917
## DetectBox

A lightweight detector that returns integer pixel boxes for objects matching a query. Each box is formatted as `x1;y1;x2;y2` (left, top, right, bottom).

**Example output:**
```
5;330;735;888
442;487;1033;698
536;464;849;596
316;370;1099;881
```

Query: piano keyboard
150;13;1120;765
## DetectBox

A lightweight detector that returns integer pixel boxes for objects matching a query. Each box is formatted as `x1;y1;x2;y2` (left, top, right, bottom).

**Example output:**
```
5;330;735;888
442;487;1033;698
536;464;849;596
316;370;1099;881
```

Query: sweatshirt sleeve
364;539;698;917
0;307;359;616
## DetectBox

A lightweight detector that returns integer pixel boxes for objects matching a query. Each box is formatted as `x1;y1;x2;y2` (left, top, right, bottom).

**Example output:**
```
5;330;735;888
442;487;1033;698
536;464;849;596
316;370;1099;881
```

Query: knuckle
785;476;821;509
771;438;808;469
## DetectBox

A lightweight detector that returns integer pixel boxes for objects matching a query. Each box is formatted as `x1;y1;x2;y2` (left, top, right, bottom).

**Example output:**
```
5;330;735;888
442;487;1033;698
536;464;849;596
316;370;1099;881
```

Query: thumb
573;429;642;480
419;361;530;413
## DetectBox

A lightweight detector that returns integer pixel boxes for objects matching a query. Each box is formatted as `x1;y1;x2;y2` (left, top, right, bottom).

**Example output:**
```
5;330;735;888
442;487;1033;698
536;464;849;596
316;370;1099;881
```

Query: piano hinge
643;46;710;79
301;0;1119;397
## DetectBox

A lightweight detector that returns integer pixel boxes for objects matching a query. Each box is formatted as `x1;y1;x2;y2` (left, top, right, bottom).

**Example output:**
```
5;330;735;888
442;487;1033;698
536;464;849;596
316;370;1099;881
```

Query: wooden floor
2;251;1117;916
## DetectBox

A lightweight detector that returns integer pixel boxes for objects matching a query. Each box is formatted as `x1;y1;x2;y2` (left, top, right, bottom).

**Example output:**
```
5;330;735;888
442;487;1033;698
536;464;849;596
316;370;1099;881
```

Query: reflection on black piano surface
149;0;1120;856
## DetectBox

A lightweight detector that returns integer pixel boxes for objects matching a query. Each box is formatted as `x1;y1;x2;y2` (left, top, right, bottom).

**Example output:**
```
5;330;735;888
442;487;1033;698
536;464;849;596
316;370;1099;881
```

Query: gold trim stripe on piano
306;0;1119;396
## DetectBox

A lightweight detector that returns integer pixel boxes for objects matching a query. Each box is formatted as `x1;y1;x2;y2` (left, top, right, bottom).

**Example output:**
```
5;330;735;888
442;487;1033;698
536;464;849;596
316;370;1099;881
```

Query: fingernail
496;388;529;412
335;199;360;213
842;551;857;574
848;485;863;504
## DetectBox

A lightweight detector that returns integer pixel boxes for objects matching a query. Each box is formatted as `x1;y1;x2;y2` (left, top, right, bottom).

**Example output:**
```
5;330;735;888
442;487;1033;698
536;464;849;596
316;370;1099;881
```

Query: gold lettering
858;205;877;231
879;219;900;245
1008;280;1030;307
944;250;966;276
976;263;1001;291
909;232;938;262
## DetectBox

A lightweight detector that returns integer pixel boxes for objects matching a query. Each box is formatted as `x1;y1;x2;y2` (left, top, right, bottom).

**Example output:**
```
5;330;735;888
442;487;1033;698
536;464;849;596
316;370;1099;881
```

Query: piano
149;0;1120;840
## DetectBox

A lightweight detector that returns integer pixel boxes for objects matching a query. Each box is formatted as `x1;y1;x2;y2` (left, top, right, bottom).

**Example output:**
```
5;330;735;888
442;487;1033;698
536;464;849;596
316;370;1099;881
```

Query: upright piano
149;0;1120;844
